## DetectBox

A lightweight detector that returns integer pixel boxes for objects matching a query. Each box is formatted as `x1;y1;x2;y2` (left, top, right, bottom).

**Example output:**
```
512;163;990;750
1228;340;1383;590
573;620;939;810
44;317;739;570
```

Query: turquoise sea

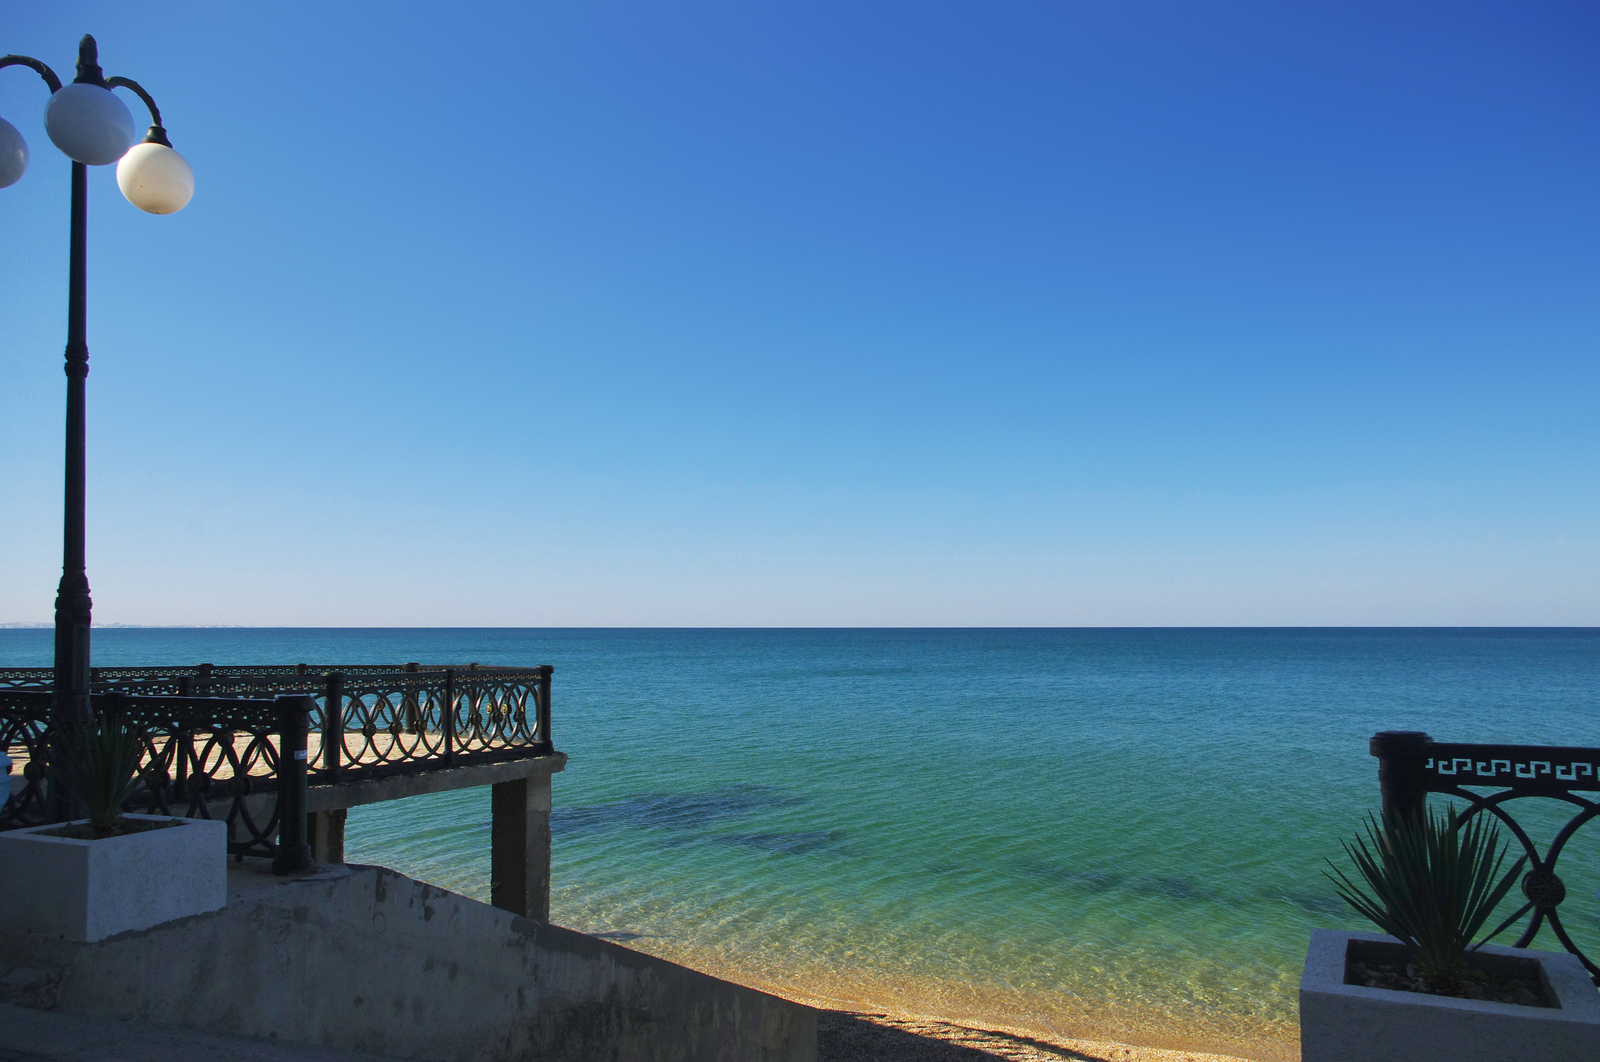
4;627;1597;1059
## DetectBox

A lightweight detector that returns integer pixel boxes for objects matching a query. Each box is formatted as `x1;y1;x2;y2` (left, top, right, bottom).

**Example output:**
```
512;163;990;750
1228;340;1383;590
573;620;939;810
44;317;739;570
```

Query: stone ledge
306;752;567;813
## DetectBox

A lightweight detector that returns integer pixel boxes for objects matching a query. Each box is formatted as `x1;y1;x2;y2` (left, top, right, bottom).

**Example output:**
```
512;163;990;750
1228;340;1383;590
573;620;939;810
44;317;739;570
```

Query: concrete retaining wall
29;864;815;1062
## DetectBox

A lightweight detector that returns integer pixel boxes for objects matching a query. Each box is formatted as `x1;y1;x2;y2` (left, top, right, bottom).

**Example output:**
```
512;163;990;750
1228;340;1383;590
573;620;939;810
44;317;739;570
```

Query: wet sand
606;942;1297;1062
817;1009;1263;1062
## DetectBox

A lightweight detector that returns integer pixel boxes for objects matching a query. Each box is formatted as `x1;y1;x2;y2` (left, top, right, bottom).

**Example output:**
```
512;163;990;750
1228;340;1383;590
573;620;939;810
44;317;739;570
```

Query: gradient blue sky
1;1;1597;626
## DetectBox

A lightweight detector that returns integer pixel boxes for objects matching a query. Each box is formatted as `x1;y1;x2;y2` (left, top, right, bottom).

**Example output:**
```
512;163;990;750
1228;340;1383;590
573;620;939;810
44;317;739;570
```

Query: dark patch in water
1014;861;1128;893
710;830;848;855
1066;870;1128;893
552;784;804;835
1282;893;1348;917
590;930;645;942
1145;875;1216;902
652;834;705;849
1016;862;1222;903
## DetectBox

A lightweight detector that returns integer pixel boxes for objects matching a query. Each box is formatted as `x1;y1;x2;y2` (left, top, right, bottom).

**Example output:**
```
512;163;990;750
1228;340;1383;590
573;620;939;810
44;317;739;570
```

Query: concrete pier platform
0;1003;403;1062
0;859;815;1062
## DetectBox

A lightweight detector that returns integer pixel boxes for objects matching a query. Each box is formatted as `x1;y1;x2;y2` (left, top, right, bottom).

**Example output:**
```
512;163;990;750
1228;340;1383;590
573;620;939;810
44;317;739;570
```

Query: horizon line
2;623;1598;632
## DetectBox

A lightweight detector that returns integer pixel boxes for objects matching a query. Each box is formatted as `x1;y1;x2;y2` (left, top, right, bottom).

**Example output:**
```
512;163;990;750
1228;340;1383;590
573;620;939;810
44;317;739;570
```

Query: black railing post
1371;730;1433;825
174;716;191;806
538;665;553;752
406;687;421;734
323;672;343;781
401;663;420;733
443;668;456;767
272;694;314;875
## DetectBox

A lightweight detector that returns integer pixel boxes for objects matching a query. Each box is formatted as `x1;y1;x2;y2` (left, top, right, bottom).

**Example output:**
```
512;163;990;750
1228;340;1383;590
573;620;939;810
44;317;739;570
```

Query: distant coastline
0;622;250;629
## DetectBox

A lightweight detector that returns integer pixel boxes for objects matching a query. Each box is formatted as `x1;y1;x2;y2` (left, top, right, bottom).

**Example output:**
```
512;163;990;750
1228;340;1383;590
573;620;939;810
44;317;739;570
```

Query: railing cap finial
1370;730;1433;759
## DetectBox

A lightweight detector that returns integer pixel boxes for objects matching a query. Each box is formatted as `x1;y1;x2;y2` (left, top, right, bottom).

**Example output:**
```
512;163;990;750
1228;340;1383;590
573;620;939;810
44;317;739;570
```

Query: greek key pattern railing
0;689;301;860
0;662;553;783
1371;730;1600;985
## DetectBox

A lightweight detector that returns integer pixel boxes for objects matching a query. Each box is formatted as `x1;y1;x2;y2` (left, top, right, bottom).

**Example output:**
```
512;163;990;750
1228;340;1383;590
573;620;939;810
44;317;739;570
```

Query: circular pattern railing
1373;732;1600;985
2;663;553;785
3;664;554;857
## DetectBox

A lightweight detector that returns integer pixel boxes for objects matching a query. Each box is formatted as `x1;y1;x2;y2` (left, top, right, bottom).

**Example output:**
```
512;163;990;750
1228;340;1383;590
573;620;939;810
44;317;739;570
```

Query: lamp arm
0;55;64;94
105;76;170;147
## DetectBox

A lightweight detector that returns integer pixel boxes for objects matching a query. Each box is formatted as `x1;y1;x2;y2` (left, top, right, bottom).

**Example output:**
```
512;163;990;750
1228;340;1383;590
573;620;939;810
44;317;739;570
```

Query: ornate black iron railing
0;688;313;869
0;693;49;830
0;662;553;783
1371;730;1600;985
1;663;555;870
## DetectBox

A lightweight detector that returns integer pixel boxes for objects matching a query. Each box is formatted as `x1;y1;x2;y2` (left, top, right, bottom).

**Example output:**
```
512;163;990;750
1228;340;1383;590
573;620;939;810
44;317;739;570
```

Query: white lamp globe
0;118;27;188
117;141;193;214
44;82;135;165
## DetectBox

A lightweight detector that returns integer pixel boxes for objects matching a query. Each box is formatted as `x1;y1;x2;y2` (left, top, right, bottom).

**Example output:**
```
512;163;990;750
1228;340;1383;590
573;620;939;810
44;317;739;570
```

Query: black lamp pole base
52;577;92;725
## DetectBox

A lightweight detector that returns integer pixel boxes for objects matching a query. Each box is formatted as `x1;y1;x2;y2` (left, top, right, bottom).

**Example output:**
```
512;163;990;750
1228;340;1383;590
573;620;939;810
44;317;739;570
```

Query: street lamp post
0;35;194;723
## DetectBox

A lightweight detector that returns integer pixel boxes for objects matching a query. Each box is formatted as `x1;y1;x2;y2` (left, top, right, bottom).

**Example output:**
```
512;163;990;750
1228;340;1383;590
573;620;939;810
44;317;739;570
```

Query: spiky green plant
1325;805;1528;987
49;713;148;835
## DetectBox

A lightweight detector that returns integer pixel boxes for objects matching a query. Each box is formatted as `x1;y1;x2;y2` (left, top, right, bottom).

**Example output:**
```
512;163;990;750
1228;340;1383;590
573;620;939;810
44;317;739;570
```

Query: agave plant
49;712;148;836
1325;804;1528;987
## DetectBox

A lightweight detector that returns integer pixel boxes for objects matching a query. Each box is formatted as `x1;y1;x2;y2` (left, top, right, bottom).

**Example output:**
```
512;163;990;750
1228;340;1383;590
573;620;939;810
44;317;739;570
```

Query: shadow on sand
818;1011;1142;1062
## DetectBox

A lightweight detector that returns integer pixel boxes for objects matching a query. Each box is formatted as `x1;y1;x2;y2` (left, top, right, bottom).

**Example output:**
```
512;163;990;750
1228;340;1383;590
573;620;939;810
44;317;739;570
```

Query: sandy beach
816;1009;1259;1062
592;941;1295;1062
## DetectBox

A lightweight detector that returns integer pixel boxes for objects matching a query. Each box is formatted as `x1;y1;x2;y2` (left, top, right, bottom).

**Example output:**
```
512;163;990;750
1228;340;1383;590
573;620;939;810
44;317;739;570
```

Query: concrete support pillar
307;808;347;865
491;773;552;921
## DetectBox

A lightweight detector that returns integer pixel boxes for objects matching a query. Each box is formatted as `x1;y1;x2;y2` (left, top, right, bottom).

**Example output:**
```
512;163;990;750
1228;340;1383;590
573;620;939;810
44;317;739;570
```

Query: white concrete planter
0;813;227;942
1301;928;1600;1062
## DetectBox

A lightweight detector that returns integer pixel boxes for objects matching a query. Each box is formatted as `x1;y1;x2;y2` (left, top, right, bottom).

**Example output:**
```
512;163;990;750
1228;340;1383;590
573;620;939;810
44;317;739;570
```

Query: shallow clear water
5;627;1597;1059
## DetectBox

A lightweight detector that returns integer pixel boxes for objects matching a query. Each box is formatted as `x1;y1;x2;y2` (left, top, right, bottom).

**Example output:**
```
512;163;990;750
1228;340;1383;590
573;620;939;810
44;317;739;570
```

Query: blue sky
1;1;1597;626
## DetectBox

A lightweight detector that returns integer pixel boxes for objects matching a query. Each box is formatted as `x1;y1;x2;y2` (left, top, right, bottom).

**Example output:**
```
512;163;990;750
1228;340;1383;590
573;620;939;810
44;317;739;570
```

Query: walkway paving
0;1004;400;1062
